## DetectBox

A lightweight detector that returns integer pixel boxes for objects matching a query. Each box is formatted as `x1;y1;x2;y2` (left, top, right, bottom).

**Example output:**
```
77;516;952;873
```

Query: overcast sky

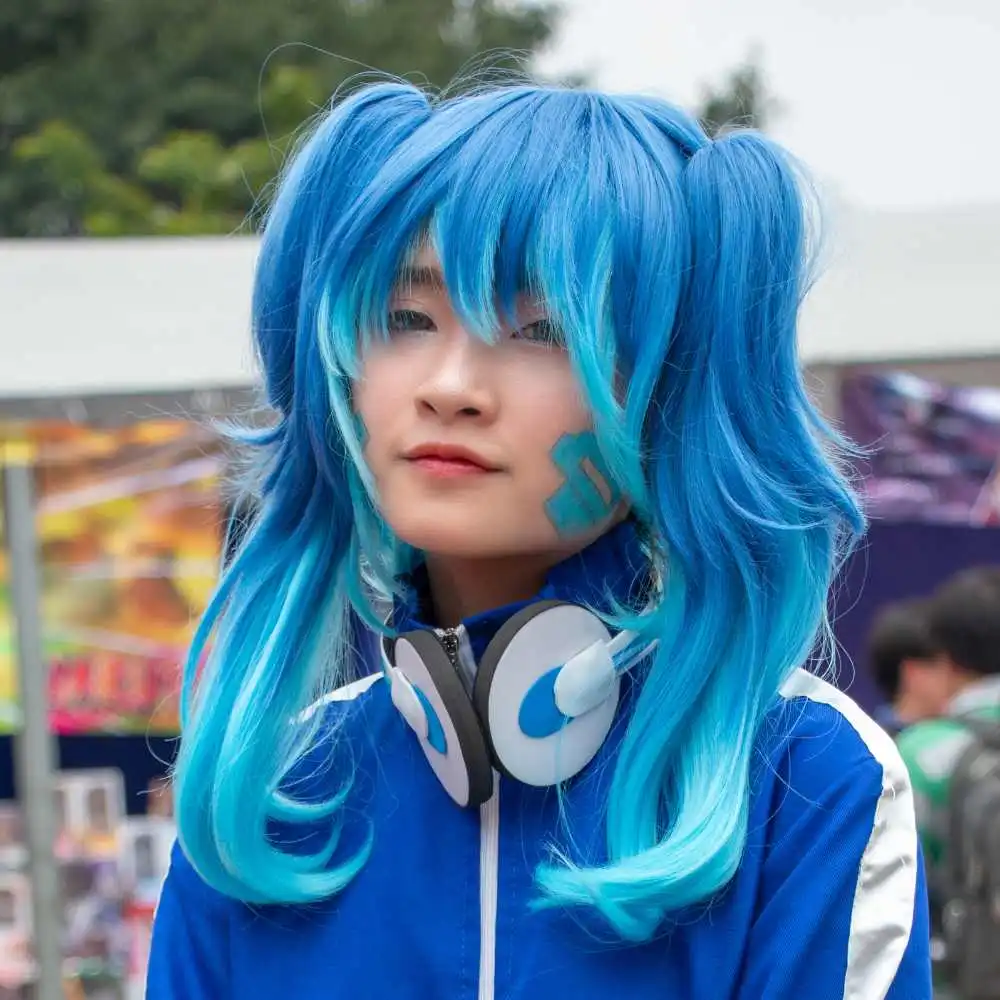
537;0;999;210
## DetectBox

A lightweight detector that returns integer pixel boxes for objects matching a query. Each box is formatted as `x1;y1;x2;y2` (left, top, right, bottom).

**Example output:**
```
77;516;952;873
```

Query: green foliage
697;55;779;138
0;0;561;236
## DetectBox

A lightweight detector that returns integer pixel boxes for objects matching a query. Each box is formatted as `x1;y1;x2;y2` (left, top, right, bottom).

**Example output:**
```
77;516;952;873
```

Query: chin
390;515;548;561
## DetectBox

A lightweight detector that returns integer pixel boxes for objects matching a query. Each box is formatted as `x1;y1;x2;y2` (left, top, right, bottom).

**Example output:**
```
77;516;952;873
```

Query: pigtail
174;82;430;905
537;129;864;938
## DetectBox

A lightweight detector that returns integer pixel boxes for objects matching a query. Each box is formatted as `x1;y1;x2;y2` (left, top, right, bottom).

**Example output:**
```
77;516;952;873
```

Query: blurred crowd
869;568;1000;998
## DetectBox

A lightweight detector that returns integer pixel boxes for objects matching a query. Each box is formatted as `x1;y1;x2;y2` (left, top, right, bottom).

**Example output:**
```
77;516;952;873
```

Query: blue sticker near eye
412;684;448;755
519;666;571;739
544;431;621;537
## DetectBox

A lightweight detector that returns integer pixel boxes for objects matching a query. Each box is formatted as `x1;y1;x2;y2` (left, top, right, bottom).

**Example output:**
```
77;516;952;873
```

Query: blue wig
174;79;864;937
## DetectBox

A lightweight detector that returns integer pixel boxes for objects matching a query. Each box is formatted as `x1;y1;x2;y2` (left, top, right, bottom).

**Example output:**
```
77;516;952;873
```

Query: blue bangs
316;87;700;512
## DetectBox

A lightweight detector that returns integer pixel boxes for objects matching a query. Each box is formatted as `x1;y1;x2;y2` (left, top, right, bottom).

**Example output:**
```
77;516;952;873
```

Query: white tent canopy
2;203;999;399
0;237;259;399
798;203;1000;366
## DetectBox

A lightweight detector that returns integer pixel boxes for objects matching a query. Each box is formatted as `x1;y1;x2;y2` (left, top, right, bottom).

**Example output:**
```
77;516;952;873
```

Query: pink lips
404;443;500;478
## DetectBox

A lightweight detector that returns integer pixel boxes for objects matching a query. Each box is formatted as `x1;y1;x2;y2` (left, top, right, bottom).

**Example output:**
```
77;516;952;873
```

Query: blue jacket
148;523;931;999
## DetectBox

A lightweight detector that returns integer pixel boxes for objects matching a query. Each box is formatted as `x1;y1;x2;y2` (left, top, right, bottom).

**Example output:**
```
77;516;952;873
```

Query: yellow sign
0;420;225;734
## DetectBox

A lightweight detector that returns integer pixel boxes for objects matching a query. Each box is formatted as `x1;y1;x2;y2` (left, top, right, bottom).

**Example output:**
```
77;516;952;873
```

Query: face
900;655;961;720
352;248;623;561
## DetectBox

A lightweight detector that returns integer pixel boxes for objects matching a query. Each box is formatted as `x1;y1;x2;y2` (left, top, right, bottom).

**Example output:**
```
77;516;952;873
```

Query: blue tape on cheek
544;431;621;537
412;685;448;755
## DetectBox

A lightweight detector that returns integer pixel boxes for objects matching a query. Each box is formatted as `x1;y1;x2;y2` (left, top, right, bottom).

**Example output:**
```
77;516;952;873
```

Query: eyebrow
393;264;446;292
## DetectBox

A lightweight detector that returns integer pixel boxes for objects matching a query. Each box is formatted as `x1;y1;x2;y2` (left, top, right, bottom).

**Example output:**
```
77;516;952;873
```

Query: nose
415;330;498;424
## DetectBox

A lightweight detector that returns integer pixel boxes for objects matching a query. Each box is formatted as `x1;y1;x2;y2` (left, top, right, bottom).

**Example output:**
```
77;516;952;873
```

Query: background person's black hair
927;566;1000;678
867;598;939;701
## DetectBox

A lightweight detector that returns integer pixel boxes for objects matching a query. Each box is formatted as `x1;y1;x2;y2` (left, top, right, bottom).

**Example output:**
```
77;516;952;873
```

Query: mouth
403;443;501;477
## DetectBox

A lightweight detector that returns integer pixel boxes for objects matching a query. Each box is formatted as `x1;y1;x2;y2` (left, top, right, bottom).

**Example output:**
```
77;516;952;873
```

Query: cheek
353;355;405;457
505;367;617;538
507;360;591;440
912;668;949;705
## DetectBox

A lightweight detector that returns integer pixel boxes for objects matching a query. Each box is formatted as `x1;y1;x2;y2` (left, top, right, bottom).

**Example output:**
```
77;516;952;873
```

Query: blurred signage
0;420;225;734
840;371;1000;524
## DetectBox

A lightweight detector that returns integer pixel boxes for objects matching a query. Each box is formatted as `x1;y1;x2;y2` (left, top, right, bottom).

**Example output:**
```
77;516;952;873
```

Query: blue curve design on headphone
519;666;570;738
412;684;448;754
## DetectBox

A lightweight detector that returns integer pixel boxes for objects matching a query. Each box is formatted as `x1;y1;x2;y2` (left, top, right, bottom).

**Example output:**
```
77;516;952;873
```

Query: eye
512;317;564;347
387;309;435;335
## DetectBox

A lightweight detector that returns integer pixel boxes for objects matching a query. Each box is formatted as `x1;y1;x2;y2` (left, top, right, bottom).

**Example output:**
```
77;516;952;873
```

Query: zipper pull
436;627;462;670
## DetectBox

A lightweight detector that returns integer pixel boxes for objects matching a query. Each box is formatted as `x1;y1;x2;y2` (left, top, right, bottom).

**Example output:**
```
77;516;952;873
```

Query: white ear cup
392;632;494;808
475;603;621;788
388;668;428;739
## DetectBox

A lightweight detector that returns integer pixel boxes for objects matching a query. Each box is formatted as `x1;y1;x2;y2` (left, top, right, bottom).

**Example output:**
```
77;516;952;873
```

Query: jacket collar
949;675;1000;718
395;518;650;661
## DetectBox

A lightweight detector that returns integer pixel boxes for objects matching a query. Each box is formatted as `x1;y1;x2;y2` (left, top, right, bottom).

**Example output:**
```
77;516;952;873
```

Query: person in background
897;568;1000;875
868;599;945;736
896;567;1000;998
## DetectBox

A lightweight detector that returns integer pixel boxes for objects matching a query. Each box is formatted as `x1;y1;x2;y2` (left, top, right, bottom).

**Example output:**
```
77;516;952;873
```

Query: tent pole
2;443;63;1000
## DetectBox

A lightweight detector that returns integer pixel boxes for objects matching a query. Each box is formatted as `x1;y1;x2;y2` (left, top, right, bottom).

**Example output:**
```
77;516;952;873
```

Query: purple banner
840;371;1000;524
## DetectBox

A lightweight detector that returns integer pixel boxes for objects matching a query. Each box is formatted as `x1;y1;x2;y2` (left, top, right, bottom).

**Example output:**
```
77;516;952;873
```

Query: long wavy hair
174;79;864;941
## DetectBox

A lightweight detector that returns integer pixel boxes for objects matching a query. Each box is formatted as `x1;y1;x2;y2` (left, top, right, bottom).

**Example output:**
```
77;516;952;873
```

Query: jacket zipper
436;627;499;1000
435;625;477;695
478;783;499;1000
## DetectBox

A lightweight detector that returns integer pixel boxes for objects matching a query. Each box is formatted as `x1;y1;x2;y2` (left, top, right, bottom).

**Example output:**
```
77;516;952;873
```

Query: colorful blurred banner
840;371;1000;524
0;420;225;735
0;494;14;731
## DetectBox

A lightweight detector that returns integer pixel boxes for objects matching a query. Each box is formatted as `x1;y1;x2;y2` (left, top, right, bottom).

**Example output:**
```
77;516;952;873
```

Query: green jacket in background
897;677;1000;884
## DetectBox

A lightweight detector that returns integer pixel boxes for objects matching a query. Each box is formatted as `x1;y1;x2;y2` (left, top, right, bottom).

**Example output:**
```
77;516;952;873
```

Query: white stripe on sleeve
780;669;919;1000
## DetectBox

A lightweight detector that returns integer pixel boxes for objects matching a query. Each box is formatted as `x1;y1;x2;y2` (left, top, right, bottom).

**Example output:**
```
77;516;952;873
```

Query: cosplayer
147;80;931;998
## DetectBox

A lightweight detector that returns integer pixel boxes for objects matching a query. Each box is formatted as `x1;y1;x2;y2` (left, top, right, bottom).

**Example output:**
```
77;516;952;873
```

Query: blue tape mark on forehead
544;431;621;537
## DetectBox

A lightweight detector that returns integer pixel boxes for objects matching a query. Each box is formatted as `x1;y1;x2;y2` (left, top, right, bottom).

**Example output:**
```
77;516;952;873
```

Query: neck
423;551;561;627
892;694;925;726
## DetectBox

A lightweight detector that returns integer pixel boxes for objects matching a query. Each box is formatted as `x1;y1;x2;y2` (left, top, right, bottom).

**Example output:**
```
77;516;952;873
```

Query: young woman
147;81;931;999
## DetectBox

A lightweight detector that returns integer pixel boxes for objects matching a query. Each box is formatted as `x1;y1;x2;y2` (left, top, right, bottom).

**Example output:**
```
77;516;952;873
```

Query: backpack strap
955;713;1000;751
940;719;1000;996
947;716;1000;900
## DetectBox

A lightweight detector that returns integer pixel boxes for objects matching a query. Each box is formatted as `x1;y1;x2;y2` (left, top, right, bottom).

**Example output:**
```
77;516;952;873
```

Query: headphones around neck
383;600;656;807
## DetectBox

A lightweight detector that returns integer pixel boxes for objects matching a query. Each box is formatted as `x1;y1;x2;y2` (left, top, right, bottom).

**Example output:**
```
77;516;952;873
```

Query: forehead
392;243;446;294
409;244;439;270
396;242;543;316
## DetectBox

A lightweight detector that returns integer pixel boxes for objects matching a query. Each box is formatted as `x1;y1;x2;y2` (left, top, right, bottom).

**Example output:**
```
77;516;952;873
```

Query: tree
697;54;779;138
0;0;562;236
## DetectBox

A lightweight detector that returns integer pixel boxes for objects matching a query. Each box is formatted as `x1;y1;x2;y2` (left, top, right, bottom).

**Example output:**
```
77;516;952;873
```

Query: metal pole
2;442;63;1000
